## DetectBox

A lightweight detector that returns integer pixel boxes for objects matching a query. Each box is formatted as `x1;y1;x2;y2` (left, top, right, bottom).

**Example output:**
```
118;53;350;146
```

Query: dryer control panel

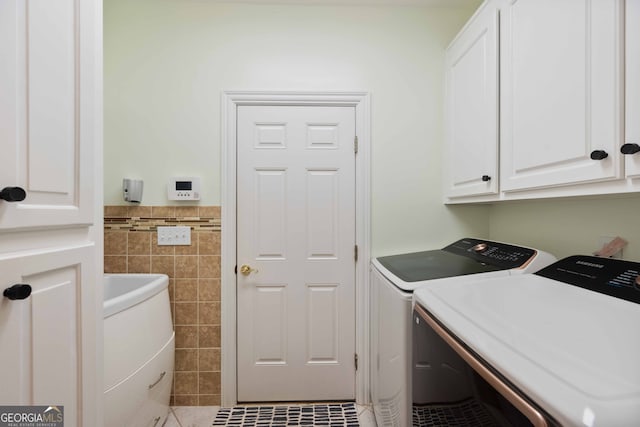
536;255;640;305
443;238;536;270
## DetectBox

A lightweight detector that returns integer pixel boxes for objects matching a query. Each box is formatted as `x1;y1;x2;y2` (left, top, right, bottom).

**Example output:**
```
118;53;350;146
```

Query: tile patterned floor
165;404;377;427
212;403;358;426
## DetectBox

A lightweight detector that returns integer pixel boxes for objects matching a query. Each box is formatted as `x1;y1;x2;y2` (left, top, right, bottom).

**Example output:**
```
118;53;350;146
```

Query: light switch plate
157;226;191;246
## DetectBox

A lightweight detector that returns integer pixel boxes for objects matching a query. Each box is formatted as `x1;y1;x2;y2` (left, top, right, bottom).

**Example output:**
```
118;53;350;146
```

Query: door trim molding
221;91;371;406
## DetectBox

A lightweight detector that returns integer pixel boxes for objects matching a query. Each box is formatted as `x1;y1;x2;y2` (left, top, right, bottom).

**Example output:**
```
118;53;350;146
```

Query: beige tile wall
104;205;221;406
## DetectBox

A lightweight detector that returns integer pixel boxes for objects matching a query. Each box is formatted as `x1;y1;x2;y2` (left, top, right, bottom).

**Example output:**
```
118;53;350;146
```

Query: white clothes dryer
412;255;640;426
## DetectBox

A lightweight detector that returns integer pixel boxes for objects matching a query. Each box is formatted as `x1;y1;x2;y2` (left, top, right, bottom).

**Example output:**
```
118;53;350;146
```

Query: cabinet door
0;0;95;229
625;0;640;177
500;0;623;191
0;244;95;427
444;1;499;198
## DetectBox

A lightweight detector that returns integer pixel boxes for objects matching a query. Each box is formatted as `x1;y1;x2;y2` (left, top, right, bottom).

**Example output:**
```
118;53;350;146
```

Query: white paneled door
236;105;356;402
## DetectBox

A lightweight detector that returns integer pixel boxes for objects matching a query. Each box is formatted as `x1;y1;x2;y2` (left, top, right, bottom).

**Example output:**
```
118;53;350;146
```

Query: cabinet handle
0;187;26;202
590;150;608;160
148;371;166;389
621;143;640;155
3;284;32;300
481;175;491;182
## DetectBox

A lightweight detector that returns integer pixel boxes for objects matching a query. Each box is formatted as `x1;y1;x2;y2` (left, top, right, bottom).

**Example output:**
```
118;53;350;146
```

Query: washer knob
472;243;488;252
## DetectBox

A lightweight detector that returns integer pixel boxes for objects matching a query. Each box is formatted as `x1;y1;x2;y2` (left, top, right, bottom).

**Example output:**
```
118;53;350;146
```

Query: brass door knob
240;264;258;276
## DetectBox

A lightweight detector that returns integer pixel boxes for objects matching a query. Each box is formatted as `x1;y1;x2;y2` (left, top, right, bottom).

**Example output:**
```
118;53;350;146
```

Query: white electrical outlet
157;226;191;246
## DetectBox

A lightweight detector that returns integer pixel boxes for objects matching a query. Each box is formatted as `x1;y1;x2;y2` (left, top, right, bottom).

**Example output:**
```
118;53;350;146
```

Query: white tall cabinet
0;1;102;426
443;1;499;198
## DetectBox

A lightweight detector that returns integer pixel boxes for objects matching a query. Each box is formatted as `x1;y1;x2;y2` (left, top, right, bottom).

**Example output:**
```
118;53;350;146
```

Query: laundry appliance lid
376;249;501;282
413;255;640;427
373;238;541;292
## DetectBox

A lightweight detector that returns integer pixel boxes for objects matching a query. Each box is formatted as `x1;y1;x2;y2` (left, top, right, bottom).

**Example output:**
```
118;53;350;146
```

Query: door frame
221;91;371;406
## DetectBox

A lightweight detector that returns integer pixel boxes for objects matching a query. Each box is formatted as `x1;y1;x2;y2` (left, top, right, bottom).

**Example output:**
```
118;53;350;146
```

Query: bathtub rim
103;273;170;319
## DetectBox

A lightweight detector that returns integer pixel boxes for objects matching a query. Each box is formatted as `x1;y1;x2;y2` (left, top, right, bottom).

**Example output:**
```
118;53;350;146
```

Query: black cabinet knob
0;187;26;202
481;175;491;182
590;150;608;160
621;143;640;155
3;284;32;300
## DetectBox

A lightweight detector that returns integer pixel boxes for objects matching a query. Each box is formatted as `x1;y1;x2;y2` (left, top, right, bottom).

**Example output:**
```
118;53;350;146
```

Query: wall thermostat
168;177;201;201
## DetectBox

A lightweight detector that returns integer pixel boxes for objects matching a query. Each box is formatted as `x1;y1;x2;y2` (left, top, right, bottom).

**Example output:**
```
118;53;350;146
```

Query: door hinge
354;135;359;154
354;245;358;262
355;353;359;371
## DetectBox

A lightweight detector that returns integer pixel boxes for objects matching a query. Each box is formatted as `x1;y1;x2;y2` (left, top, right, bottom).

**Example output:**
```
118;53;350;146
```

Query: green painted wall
104;0;488;256
489;194;640;261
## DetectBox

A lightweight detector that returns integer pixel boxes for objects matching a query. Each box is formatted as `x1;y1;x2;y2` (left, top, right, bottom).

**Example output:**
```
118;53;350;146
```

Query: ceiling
203;0;480;7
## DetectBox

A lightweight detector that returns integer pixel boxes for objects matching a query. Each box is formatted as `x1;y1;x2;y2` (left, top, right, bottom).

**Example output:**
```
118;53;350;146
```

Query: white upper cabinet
500;0;623;192
624;0;640;177
0;0;95;230
444;1;499;198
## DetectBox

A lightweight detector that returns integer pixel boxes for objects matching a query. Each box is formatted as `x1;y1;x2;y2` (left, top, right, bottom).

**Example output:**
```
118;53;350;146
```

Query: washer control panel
536;255;640;305
443;238;536;269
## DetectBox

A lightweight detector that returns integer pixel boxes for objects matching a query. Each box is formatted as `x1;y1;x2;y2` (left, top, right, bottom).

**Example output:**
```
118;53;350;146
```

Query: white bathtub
103;274;174;427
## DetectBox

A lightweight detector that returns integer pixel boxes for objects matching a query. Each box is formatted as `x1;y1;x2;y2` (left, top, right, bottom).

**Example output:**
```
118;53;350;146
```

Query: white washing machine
412;255;640;426
370;238;556;427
